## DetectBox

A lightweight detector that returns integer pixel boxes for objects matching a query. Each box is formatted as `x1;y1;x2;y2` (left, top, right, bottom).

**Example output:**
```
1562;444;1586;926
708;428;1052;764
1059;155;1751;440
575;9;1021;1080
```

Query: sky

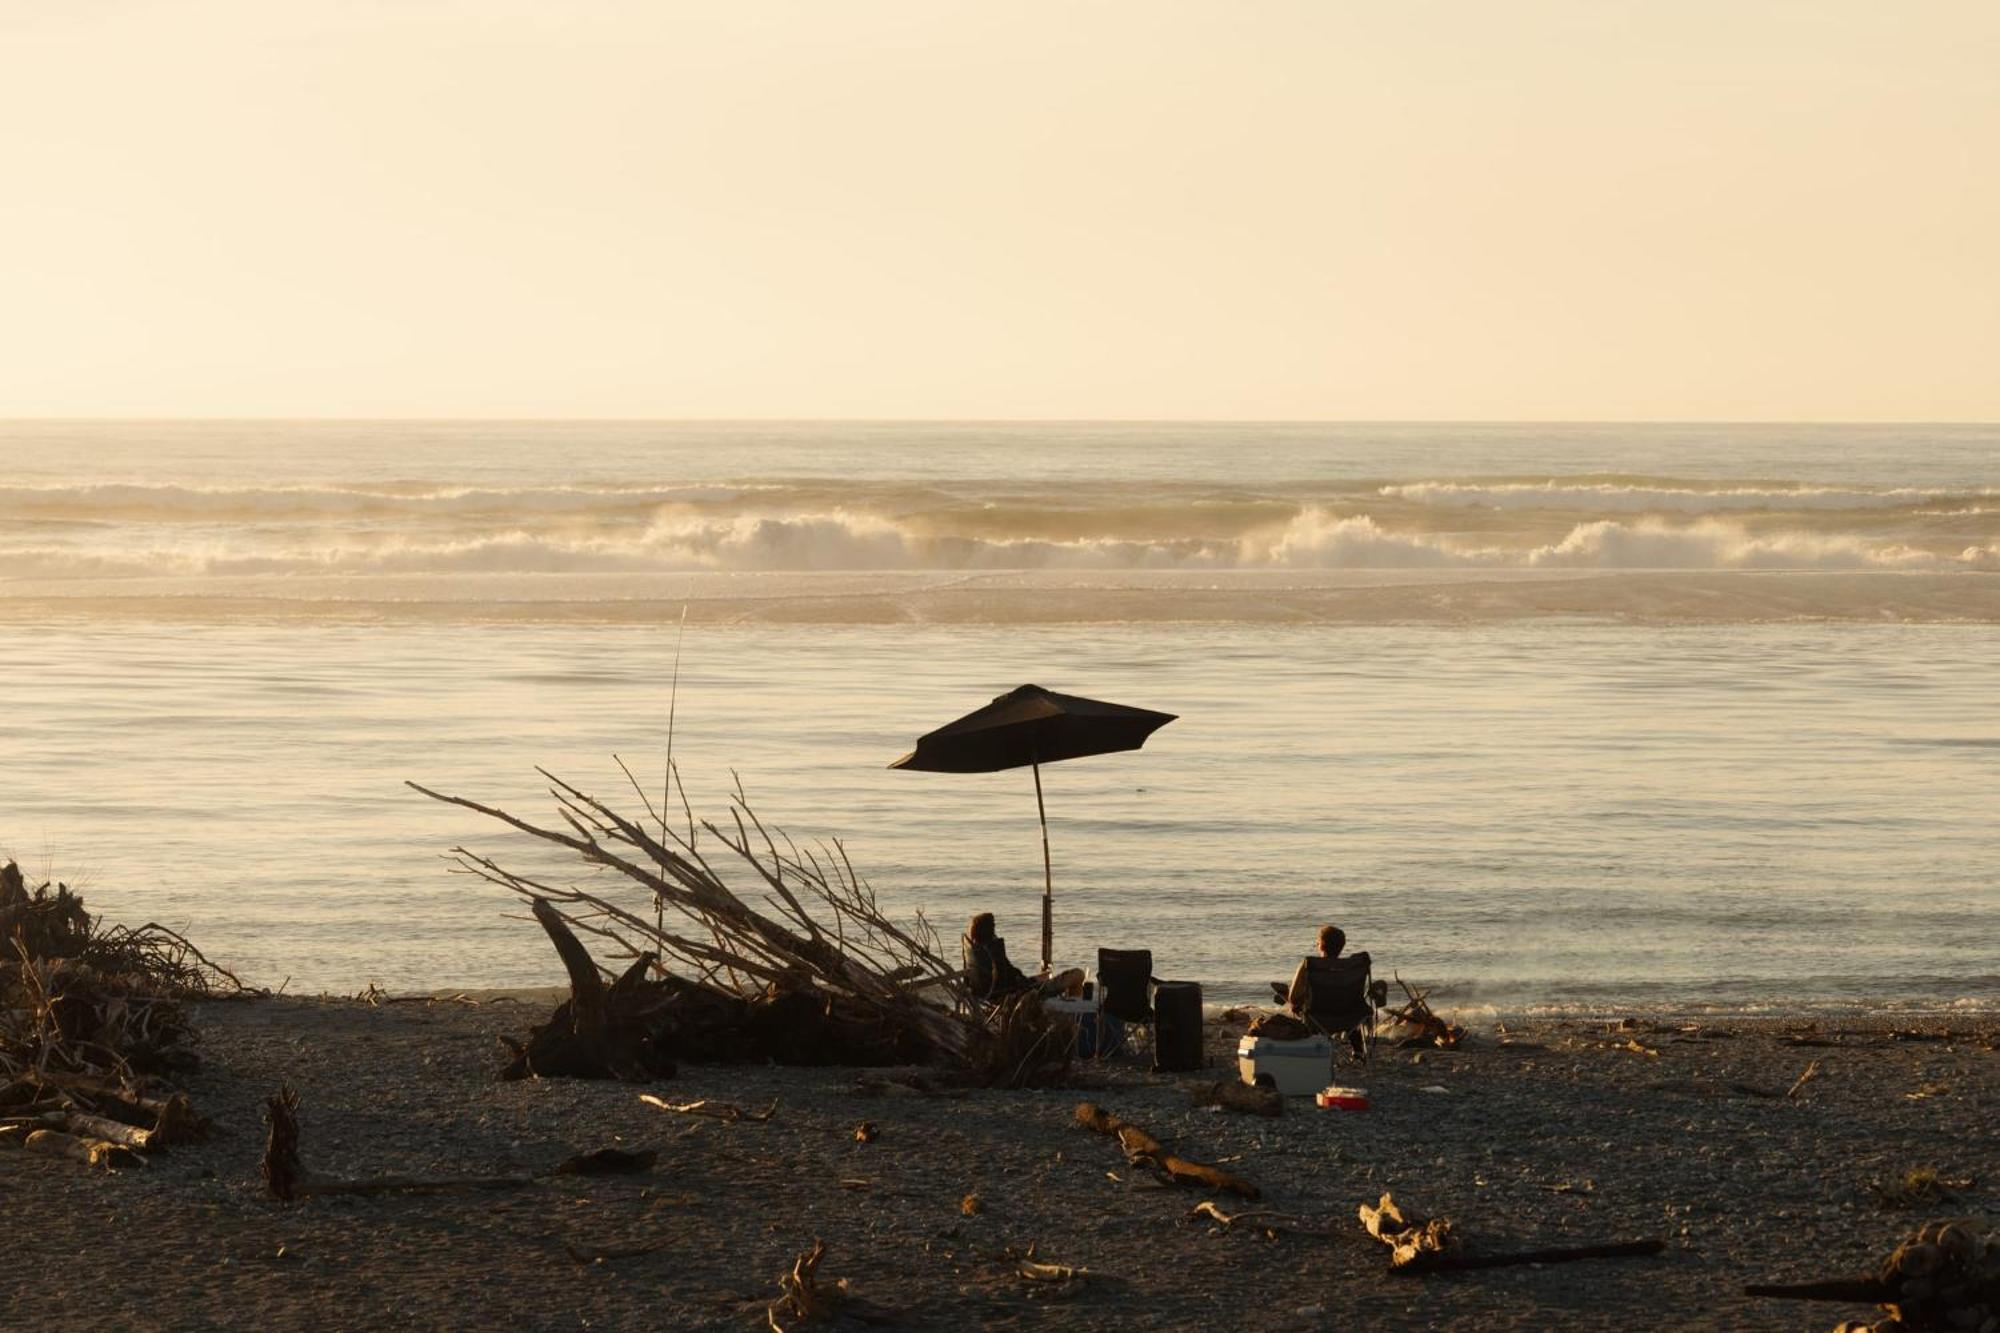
2;1;1997;420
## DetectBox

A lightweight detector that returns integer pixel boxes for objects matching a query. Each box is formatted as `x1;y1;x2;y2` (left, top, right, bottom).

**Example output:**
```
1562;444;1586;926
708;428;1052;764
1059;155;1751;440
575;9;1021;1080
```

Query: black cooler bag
1150;980;1204;1072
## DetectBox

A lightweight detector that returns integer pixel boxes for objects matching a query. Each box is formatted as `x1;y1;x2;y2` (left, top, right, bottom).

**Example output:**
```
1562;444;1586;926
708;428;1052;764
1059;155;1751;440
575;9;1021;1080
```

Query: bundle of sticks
1384;974;1465;1049
0;860;245;1168
410;766;1067;1086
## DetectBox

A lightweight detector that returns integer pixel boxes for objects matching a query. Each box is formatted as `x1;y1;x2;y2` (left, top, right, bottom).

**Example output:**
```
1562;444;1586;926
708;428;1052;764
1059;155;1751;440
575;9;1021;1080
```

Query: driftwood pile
1;860;245;1169
1748;1220;1999;1332
410;768;1070;1088
1384;975;1464;1049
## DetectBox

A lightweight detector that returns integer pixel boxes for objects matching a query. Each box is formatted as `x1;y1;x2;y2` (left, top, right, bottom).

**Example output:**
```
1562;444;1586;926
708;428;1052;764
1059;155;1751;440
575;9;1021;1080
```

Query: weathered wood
1074;1102;1259;1200
640;1093;776;1123
24;1128;142;1170
1191;1200;1341;1237
63;1112;154;1151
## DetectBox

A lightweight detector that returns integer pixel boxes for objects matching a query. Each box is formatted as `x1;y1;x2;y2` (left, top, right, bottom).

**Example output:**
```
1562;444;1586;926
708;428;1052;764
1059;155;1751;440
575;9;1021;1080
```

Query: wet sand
10;996;1995;1331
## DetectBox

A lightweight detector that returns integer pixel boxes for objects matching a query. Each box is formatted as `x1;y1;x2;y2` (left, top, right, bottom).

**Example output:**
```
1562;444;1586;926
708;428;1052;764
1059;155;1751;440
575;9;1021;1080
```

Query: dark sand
9;995;1995;1331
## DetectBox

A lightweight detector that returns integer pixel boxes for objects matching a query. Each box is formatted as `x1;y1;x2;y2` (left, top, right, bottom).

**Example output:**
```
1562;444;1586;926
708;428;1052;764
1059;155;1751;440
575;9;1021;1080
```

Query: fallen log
62;1112;155;1151
24;1128;142;1170
1074;1102;1259;1200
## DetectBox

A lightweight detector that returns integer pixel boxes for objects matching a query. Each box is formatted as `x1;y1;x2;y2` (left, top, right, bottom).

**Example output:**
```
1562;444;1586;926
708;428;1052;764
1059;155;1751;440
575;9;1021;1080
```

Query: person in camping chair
1278;924;1378;1058
962;913;1082;1002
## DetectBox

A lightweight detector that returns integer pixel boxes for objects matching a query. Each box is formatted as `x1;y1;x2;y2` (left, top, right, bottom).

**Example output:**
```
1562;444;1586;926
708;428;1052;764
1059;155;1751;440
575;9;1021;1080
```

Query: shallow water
1;422;1994;1013
6;619;1994;1013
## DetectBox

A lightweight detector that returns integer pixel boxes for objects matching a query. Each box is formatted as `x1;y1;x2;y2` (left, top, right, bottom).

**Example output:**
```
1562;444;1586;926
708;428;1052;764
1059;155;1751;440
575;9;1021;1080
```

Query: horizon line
3;416;1998;428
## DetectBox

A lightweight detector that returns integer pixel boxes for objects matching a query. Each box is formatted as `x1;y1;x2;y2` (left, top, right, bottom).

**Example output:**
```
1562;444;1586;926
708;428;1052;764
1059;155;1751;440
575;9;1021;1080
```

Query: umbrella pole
1033;759;1053;974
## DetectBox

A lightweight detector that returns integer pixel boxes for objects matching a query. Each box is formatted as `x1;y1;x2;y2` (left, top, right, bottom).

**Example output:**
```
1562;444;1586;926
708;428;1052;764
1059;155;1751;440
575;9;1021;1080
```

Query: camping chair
1095;947;1155;1060
1294;954;1383;1063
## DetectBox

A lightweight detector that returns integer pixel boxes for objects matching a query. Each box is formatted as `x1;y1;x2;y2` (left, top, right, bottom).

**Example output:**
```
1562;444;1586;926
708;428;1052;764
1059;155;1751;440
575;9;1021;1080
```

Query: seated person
962;913;1082;1003
1277;924;1375;1057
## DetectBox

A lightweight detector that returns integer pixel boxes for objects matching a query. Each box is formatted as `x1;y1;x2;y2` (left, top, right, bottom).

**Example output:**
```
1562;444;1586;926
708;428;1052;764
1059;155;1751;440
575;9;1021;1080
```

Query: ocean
2;420;1995;1016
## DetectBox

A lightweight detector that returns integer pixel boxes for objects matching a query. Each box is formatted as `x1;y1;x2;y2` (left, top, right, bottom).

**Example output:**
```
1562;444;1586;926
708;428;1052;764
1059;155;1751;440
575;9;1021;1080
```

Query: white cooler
1237;1034;1335;1096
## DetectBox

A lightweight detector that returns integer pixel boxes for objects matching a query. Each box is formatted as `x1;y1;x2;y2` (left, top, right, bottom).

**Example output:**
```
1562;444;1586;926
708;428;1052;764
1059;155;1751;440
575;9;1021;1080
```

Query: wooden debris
1188;1079;1283;1117
1747;1220;1999;1332
1;860;239;1173
61;1112;156;1151
1383;975;1464;1049
24;1128;142;1170
640;1093;777;1123
1191;1200;1340;1238
1786;1058;1823;1098
1359;1193;1458;1270
1359;1192;1663;1274
765;1239;893;1329
1019;1257;1089;1283
409;772;1049;1084
1074;1102;1259;1199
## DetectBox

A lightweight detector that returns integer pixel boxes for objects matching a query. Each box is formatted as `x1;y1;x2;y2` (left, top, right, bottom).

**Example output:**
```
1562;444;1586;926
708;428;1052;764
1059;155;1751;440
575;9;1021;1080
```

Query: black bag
1151;980;1204;1072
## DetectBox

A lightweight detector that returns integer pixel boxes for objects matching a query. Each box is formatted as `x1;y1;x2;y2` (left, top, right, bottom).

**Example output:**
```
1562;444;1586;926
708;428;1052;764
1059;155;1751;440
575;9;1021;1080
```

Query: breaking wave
2;475;1995;586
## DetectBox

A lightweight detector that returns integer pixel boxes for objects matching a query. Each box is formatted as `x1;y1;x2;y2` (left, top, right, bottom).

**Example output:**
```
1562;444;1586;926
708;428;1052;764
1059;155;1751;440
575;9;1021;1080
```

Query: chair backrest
1096;947;1154;1023
1300;955;1371;1026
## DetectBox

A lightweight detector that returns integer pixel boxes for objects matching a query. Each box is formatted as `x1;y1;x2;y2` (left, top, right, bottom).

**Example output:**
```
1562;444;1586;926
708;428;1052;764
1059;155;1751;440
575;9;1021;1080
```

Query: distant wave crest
2;475;1995;581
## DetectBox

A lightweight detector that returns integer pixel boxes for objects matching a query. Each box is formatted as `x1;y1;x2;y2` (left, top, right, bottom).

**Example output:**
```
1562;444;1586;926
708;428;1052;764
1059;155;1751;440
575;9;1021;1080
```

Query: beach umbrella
889;683;1177;972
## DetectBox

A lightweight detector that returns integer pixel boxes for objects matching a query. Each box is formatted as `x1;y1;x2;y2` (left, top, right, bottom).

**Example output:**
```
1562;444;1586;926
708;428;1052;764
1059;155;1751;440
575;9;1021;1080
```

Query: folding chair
1095;947;1155;1060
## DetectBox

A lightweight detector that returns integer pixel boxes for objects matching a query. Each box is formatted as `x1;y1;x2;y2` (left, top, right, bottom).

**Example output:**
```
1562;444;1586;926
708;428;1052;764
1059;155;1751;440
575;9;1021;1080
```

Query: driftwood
409;771;1067;1086
639;1093;776;1123
1384;975;1463;1049
1;860;236;1171
24;1127;142;1170
1746;1220;1998;1332
765;1239;895;1329
1075;1102;1259;1199
1359;1192;1663;1274
1191;1200;1341;1238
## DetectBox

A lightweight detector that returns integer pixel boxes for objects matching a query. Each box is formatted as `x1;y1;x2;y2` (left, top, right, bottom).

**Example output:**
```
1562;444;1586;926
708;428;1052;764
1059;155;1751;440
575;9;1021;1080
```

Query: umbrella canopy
890;684;1176;970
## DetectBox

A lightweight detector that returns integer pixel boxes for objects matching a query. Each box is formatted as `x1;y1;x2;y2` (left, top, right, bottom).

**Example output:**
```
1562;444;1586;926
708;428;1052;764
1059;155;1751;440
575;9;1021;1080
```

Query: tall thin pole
1033;758;1053;974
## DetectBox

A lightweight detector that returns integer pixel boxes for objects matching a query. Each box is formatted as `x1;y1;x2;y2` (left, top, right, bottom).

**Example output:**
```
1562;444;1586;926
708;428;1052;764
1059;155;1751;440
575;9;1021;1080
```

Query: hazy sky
3;1;1996;419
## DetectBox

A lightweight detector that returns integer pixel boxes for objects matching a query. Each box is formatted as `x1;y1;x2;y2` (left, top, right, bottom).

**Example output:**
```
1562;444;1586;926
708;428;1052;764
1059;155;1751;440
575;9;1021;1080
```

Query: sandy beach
9;993;1992;1331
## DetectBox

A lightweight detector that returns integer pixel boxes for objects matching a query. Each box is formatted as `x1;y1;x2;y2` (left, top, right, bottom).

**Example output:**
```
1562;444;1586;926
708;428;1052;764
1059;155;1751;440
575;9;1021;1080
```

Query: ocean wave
1379;480;1987;513
5;508;1993;578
